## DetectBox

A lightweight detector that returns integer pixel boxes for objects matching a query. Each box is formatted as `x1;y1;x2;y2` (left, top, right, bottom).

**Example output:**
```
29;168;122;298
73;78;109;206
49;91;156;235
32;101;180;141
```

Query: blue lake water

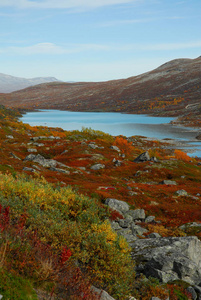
20;110;201;157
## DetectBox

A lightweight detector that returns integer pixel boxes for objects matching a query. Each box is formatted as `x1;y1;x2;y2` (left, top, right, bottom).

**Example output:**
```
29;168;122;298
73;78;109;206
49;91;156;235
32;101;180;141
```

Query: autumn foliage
174;149;191;162
0;105;200;299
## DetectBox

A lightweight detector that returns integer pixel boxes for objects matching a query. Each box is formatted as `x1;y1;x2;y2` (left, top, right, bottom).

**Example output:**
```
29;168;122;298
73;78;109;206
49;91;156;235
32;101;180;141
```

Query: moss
0;270;38;300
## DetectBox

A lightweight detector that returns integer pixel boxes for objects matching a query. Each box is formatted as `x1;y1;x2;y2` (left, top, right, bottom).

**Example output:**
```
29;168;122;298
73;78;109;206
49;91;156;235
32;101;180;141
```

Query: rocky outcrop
24;154;58;168
24;154;70;172
131;236;201;286
105;199;152;243
105;198;201;287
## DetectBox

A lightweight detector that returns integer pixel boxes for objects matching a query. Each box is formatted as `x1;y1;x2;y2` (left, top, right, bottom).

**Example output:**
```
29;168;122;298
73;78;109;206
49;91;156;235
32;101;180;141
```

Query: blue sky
0;0;201;81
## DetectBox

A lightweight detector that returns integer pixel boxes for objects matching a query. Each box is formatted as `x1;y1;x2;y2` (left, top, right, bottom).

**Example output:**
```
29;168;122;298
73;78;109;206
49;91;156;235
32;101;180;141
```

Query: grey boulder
131;236;201;285
134;151;150;163
105;198;130;214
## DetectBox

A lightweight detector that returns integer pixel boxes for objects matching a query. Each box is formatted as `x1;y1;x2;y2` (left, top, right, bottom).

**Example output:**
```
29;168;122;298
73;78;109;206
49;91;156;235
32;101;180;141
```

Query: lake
20;110;201;157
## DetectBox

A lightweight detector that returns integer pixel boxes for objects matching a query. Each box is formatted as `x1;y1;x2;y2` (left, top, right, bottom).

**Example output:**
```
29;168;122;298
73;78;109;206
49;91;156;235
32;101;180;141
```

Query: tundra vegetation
0;104;201;299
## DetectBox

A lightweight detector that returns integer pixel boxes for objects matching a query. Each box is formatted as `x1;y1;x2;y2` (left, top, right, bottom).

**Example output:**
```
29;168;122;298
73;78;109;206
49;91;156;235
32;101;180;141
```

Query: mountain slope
0;57;200;126
0;73;60;93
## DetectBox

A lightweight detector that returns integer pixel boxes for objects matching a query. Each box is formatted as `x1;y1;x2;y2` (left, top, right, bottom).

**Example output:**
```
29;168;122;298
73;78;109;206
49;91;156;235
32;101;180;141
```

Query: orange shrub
174;149;191;162
113;136;134;155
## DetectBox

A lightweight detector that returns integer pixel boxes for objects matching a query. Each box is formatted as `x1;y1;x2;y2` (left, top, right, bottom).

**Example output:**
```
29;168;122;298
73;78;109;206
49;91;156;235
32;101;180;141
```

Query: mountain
0;57;201;127
0;73;60;93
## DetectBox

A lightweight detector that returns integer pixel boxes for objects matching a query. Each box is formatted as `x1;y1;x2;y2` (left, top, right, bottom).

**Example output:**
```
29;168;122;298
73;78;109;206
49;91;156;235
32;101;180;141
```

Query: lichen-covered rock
179;222;201;231
175;189;188;196
131;224;148;236
159;180;177;185
24;154;57;168
131;236;201;285
125;208;146;221
145;215;155;223
105;198;130;214
148;232;161;238
90;163;105;170
110;145;120;152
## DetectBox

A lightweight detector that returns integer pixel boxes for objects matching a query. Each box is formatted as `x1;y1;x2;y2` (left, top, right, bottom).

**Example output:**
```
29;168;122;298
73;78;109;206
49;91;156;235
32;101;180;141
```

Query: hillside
0;105;201;299
0;73;60;93
0;57;200;127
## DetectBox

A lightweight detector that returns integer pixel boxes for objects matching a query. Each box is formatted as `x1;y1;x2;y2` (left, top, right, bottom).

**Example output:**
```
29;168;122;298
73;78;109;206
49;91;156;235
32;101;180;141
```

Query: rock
128;191;138;196
31;136;46;141
91;153;105;161
179;222;201;231
118;219;132;228
134;151;150;162
110;221;122;231
110;145;120;152
50;167;70;174
24;154;36;161
122;234;138;244
105;198;130;214
194;285;201;295
126;208;146;221
10;152;21;160
27;148;37;153
91;286;116;300
90;163;105;170
150;157;159;162
23;167;35;172
113;159;122;166
131;224;148;236
196;134;201;140
186;286;197;300
159;180;177;185
124;214;133;223
49;135;60;140
6;135;14;139
34;155;57;168
88;143;98;149
33;142;44;147
175;189;188;196
24;154;58;168
145;216;155;223
148;233;161;238
131;236;201;285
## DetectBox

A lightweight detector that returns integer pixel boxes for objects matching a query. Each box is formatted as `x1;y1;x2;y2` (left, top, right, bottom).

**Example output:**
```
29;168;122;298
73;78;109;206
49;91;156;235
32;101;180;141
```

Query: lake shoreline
20;109;201;157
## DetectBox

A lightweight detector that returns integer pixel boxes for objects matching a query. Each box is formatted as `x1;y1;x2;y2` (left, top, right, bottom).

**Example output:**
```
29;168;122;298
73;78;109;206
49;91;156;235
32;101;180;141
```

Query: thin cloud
111;41;201;51
139;41;201;51
100;16;185;27
0;40;200;56
0;42;110;55
0;0;138;9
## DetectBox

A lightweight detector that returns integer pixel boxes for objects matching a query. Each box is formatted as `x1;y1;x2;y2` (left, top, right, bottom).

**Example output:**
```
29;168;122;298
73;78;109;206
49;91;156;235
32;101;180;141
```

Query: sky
0;0;201;82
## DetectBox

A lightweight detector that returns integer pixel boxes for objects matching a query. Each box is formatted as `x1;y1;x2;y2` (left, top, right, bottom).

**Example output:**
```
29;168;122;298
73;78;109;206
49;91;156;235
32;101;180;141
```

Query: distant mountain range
0;57;201;127
0;73;60;93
